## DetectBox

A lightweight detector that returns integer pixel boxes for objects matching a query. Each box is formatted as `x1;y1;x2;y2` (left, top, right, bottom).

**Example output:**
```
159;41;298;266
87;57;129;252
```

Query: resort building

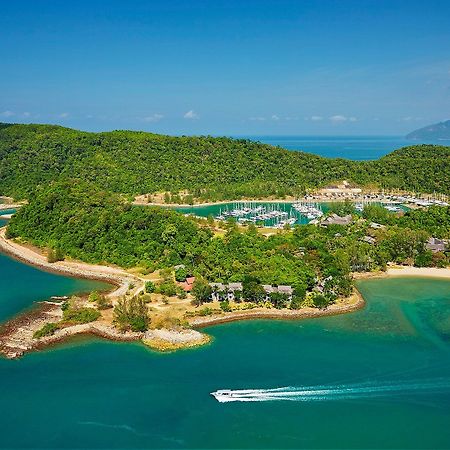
369;222;385;229
262;285;276;295
210;283;225;301
262;284;293;300
277;285;294;298
209;283;293;301
227;282;244;301
320;214;353;227
426;237;447;253
315;276;333;294
210;282;244;301
318;181;362;198
361;235;376;245
179;276;196;292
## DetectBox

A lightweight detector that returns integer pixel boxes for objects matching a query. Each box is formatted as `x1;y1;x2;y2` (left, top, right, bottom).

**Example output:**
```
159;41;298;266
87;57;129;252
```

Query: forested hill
0;123;449;200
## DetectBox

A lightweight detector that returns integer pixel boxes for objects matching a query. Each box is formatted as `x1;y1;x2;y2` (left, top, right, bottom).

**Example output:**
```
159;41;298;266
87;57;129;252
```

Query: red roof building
179;276;196;292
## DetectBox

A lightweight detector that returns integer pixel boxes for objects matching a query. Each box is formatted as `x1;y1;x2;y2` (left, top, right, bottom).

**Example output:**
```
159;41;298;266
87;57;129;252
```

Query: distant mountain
406;120;450;140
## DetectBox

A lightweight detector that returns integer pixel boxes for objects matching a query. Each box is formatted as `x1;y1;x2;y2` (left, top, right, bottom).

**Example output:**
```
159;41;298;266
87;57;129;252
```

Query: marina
172;192;449;228
173;200;413;227
213;202;313;228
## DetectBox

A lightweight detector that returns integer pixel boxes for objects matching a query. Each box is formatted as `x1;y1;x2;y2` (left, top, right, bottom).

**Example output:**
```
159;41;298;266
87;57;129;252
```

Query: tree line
7;182;449;310
0;123;449;201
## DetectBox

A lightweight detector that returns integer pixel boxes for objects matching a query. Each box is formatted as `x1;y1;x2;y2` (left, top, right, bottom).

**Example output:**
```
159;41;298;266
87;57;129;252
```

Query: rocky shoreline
0;300;209;359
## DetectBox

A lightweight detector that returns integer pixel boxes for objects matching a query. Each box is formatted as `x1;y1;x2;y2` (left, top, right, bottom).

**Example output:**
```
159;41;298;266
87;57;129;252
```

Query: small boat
384;205;402;212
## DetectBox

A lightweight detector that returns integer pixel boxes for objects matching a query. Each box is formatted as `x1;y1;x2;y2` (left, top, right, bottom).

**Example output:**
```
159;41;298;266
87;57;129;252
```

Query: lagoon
0;249;449;448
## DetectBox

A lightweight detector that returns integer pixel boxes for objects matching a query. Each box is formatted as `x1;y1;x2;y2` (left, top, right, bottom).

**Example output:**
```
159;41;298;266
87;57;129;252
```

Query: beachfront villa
264;284;294;300
314;276;334;294
426;237;447;253
210;282;293;302
210;282;243;301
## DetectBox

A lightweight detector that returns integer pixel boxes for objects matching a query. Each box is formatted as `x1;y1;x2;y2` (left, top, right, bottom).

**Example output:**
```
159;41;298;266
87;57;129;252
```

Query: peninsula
0;123;449;359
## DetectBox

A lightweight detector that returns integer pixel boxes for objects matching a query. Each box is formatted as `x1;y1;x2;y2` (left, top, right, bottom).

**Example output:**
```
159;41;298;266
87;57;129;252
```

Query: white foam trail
211;380;450;402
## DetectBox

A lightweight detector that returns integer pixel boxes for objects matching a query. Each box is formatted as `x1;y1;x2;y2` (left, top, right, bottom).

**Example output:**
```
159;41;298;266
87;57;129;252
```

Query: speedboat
211;389;239;402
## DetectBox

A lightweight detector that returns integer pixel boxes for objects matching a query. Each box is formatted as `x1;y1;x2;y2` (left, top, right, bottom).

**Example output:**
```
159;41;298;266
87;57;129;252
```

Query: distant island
406;120;450;141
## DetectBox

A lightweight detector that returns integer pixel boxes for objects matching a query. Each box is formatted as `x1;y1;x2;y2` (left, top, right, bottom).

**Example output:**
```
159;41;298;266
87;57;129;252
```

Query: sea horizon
231;135;437;160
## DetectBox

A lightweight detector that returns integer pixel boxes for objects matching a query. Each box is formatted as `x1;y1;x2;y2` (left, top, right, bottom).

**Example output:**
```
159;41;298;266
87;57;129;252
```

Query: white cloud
328;115;358;123
401;116;422;122
311;115;323;121
183;110;199;119
271;114;280;121
23;112;30;118
249;116;266;121
1;110;15;117
143;113;164;122
284;116;299;121
329;115;348;123
59;112;69;118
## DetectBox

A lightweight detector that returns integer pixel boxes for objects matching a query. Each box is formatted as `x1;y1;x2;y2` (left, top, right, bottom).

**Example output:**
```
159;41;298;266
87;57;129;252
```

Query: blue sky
1;0;449;135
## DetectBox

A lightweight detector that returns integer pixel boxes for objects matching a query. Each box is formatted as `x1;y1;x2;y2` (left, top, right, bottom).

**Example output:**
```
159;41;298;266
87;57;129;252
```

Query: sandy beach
0;227;137;298
386;266;450;279
352;266;450;280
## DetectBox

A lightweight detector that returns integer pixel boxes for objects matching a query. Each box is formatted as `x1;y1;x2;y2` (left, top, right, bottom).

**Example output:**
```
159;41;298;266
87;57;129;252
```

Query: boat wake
211;380;450;402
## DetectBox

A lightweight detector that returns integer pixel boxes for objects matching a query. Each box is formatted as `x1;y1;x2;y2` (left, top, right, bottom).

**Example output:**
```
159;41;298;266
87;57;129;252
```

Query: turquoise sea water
0;209;15;227
0;249;450;448
238;135;441;160
0;252;109;322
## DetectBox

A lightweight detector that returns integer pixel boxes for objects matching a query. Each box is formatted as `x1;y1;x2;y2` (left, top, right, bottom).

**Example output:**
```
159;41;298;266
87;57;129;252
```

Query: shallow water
0;263;449;448
0;252;110;322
